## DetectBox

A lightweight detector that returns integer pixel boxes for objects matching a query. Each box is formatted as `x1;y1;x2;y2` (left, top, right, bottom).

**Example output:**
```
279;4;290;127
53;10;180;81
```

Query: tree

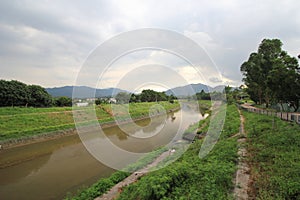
139;89;170;102
140;89;157;102
168;94;177;103
116;90;176;104
224;86;235;104
241;52;266;105
95;97;109;105
115;92;131;104
0;80;30;106
27;85;52;107
54;96;72;107
129;93;140;103
0;80;54;107
195;90;211;100
268;54;300;111
157;92;168;101
241;39;300;109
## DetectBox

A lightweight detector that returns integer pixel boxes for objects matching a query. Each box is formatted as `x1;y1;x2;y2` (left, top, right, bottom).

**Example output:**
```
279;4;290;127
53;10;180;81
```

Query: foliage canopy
240;39;300;110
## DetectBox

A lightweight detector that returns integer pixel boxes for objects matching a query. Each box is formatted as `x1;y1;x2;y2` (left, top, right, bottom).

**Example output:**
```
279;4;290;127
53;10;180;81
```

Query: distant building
109;98;117;104
76;102;89;107
86;98;97;101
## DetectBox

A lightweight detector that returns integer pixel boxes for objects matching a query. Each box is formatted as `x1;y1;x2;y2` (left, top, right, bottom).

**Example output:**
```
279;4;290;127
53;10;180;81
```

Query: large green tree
54;96;72;107
0;80;53;107
195;89;211;100
0;80;29;106
140;89;168;102
115;90;175;104
241;39;300;110
27;85;52;107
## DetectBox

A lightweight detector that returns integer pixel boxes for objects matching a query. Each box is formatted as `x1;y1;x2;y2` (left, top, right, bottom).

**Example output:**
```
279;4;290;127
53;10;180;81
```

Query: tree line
96;89;177;105
0;80;72;107
241;39;300;111
0;80;179;107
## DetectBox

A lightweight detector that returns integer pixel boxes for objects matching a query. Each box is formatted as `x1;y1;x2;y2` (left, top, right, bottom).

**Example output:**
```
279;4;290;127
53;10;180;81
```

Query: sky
0;0;300;91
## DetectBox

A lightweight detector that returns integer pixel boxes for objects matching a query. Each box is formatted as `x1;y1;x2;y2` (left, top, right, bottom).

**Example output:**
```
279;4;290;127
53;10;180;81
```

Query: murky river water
0;105;203;200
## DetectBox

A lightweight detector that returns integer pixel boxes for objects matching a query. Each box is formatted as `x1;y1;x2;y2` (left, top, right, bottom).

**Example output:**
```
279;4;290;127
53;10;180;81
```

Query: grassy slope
116;104;240;200
0;101;179;141
0;106;73;115
243;110;300;199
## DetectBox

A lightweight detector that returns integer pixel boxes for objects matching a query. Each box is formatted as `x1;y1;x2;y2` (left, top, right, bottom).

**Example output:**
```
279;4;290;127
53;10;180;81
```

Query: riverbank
106;104;240;200
97;150;171;200
0;101;180;142
0;105;180;150
67;104;240;200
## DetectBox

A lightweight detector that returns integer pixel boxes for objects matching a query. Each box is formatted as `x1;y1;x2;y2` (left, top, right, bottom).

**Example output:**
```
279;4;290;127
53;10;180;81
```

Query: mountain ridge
46;86;128;98
46;83;226;98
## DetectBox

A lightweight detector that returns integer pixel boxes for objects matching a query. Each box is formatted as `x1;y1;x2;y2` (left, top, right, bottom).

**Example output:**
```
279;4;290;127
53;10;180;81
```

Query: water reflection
0;153;51;185
0;140;113;200
100;111;182;154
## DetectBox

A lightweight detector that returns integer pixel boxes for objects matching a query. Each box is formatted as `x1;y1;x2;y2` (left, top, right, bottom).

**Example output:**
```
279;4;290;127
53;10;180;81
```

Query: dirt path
233;109;250;200
95;150;171;200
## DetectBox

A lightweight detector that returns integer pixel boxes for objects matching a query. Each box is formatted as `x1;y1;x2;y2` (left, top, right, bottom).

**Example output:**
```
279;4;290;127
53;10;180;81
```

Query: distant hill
47;83;229;98
46;86;127;98
165;83;212;96
165;83;229;96
210;85;226;92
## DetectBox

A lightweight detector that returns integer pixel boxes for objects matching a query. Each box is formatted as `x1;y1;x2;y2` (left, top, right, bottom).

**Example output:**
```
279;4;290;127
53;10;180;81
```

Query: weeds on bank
243;111;300;199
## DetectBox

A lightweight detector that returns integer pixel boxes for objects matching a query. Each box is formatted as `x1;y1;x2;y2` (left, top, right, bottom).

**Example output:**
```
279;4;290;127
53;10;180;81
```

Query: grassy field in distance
0;101;180;141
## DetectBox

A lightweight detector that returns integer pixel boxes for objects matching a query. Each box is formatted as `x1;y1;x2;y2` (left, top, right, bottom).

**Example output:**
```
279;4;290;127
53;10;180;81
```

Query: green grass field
243;110;300;199
0;101;180;141
0;106;73;115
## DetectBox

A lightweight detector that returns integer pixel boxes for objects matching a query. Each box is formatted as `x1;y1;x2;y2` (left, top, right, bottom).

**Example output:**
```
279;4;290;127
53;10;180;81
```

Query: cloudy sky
1;0;300;90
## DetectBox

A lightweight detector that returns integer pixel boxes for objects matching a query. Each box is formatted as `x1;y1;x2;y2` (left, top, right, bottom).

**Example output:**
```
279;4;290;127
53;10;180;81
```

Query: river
0;104;204;200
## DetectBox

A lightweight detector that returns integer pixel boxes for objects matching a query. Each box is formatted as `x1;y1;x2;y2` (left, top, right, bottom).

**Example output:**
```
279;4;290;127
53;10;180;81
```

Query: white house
109;98;117;104
76;102;89;107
